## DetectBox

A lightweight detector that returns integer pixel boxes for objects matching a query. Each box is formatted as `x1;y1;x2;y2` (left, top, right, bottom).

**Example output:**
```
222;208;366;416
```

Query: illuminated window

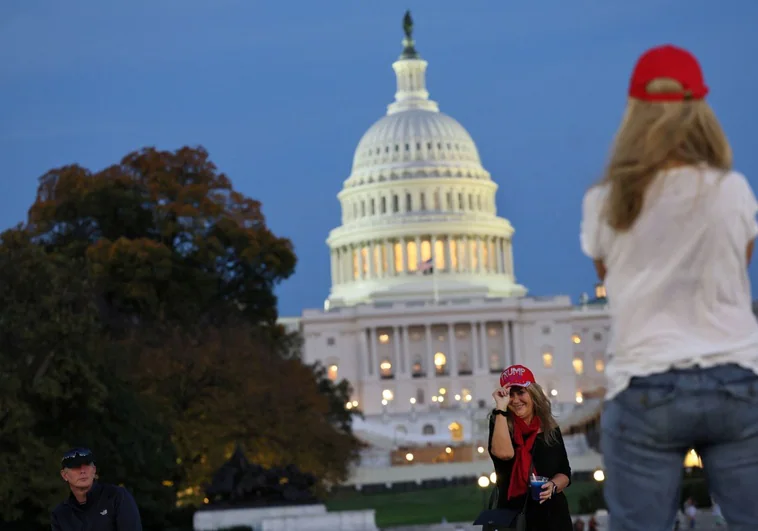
542;352;554;369
380;360;393;377
394;241;403;273
327;364;338;381
572;334;582;345
434;239;445;270
469;240;478;270
488;327;498;337
595;359;605;372
434;352;447;374
352;249;359;280
448;422;464;442
449;239;458;270
373;245;381;274
360;247;369;275
573;357;584;375
461;388;473;402
378;333;390;344
420;239;432;262
406;241;418;272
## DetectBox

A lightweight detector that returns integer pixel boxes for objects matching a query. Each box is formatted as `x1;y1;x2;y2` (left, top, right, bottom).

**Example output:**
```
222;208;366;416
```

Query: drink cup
530;476;549;501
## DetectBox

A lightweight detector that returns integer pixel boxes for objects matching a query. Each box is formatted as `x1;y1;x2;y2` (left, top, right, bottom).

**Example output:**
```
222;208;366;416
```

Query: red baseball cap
500;364;536;388
628;45;709;102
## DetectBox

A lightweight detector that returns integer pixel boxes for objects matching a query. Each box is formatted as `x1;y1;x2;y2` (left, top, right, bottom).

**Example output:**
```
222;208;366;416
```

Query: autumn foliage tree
1;146;360;528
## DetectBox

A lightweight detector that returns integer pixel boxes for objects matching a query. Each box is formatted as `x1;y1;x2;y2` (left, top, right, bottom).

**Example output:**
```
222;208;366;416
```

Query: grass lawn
325;481;600;528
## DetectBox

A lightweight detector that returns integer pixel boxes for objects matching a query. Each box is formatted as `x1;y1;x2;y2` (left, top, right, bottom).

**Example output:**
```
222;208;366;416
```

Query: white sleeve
725;171;758;244
580;186;612;260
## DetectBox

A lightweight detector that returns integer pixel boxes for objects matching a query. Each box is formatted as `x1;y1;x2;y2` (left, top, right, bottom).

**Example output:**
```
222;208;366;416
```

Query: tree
127;324;362;502
5;145;360;523
27;146;297;329
0;229;177;530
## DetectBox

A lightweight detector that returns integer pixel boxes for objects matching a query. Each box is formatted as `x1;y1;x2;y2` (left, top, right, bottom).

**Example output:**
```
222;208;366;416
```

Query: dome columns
329;234;514;285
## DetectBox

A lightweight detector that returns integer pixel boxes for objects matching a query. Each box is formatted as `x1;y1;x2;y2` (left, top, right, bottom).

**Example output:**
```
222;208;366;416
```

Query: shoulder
717;169;754;196
582;184;609;216
102;483;136;503
51;500;70;516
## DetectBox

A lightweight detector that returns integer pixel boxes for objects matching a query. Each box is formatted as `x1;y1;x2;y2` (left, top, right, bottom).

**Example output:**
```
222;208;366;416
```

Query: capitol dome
351;110;482;172
325;13;527;308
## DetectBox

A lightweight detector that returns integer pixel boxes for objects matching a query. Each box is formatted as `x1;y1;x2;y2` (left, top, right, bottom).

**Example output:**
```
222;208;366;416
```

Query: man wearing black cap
51;448;142;531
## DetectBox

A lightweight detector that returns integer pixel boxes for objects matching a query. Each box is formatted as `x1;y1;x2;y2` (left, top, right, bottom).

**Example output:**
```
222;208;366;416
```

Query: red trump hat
628;44;708;102
500;364;536;388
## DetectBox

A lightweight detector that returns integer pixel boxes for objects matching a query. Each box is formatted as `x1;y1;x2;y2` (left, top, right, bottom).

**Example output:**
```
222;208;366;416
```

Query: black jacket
51;482;142;531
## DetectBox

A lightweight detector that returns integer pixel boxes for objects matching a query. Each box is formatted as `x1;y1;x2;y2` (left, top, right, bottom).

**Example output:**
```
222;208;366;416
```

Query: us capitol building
279;14;609;469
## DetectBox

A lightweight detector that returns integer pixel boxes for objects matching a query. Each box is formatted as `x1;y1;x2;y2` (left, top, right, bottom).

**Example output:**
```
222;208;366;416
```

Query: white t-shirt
580;166;758;399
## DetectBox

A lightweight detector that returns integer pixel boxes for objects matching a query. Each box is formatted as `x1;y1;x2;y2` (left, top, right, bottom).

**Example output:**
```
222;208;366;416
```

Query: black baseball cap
61;448;95;470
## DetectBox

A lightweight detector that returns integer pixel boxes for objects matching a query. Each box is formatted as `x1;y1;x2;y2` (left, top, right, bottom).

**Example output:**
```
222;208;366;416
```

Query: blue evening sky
2;1;757;317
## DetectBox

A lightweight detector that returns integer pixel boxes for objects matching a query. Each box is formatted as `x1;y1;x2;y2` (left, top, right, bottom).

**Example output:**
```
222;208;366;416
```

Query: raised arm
488;387;515;460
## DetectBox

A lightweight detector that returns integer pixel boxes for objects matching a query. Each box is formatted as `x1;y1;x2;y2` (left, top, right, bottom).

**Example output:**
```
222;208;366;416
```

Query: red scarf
507;414;541;500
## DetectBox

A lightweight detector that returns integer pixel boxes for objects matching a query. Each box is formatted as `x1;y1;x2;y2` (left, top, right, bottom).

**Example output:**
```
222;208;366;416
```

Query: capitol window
542;351;554;369
573;356;584;375
434;352;447;375
412;355;424;377
327;364;339;381
595;358;605;372
380;360;393;378
379;333;390;344
392;195;399;213
572;334;582;345
448;422;463;442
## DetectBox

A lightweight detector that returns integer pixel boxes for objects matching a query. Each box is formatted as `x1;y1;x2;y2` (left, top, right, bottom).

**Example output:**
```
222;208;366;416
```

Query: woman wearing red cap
581;44;758;531
488;364;573;530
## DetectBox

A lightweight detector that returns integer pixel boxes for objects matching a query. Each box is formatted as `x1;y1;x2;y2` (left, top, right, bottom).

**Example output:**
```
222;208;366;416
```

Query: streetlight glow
477;475;490;488
593;469;605;482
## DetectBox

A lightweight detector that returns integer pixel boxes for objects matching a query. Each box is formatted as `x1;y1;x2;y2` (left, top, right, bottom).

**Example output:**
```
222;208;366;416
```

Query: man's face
61;463;96;490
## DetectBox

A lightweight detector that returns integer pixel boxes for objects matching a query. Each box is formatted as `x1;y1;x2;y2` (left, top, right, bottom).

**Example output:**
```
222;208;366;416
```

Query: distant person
683;498;697;530
580;43;758;531
574;517;586;531
488;364;573;530
588;514;599;531
51;448;142;531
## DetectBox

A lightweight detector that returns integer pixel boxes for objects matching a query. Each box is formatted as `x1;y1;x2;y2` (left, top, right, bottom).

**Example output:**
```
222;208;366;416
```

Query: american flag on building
418;258;434;275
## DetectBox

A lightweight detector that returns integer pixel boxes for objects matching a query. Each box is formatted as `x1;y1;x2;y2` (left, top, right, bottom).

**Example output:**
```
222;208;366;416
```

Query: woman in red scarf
488;364;573;530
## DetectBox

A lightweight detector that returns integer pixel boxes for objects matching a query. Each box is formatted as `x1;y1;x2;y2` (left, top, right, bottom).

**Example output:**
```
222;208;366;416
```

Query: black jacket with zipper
51;482;142;531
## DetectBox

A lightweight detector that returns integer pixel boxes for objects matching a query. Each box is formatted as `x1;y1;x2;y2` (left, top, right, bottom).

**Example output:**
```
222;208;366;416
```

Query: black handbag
473;446;536;531
472;491;528;531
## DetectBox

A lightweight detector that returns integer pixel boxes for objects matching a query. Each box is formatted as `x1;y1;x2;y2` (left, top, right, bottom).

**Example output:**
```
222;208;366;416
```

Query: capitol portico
280;13;610;469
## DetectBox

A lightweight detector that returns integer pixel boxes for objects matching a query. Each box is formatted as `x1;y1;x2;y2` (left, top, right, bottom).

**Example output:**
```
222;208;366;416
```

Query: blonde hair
492;383;561;446
600;78;732;231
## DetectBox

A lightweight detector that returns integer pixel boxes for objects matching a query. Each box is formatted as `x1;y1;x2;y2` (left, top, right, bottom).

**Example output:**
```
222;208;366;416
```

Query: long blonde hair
600;78;732;231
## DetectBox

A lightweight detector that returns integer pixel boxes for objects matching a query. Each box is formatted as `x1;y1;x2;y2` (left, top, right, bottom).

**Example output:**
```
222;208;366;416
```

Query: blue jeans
601;363;758;531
